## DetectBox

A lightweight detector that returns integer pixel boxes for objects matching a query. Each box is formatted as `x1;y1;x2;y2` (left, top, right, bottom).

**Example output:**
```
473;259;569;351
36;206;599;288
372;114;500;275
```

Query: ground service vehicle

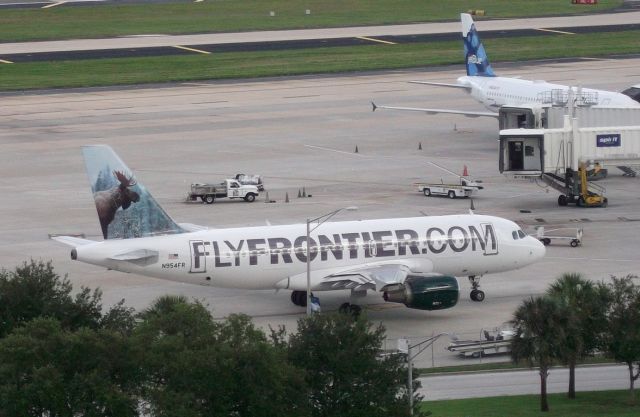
448;326;515;358
187;179;259;204
416;178;483;199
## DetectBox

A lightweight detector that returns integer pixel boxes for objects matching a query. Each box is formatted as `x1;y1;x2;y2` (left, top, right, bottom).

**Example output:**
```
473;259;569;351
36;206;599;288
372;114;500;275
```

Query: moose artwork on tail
93;170;140;239
82;145;185;240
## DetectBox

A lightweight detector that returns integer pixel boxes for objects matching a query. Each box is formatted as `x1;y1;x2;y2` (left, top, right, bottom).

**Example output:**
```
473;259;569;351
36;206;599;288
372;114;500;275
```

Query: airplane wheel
291;291;300;306
424;188;431;197
558;195;568;206
471;290;485;302
448;191;456;199
291;290;307;307
570;239;579;247
541;238;551;246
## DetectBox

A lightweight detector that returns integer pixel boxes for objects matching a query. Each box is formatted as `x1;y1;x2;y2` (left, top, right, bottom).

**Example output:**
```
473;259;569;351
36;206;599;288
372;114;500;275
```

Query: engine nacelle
382;275;459;311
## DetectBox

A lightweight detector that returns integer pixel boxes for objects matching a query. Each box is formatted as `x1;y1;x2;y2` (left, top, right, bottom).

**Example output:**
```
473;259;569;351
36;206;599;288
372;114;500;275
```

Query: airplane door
190;240;207;273
508;141;524;170
481;223;498;255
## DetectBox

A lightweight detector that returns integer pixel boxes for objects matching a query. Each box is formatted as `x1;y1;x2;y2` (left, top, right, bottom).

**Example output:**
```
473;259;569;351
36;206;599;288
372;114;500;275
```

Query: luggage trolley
535;226;583;247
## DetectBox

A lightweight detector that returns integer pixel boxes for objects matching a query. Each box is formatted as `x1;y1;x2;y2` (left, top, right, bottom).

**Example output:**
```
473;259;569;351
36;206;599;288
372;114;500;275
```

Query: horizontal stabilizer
372;104;498;118
178;223;210;232
409;81;471;90
50;235;96;247
109;249;159;261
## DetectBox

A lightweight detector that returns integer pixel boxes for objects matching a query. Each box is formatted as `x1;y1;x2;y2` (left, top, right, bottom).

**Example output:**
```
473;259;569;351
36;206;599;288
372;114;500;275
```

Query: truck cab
224;179;258;200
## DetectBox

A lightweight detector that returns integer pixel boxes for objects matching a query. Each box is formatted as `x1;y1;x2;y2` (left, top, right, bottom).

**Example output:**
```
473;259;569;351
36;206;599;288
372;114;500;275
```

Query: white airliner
373;13;640;118
53;146;545;312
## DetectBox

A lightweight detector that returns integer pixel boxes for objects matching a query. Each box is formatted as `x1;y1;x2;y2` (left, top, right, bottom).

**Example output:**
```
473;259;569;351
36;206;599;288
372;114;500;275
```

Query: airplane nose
530;237;546;261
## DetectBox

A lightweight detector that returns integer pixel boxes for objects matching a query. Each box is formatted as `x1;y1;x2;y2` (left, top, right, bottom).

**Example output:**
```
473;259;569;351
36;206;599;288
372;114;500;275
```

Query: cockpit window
512;231;518;240
518;230;526;239
621;87;640;104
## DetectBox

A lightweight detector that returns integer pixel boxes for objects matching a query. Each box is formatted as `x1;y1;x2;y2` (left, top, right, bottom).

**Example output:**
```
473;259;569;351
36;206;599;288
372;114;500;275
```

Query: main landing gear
291;290;307;307
290;291;362;316
338;303;362;317
468;275;485;302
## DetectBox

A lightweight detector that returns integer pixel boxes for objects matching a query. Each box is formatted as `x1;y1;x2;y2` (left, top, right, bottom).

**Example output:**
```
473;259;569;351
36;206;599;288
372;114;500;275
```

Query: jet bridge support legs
468;275;485;302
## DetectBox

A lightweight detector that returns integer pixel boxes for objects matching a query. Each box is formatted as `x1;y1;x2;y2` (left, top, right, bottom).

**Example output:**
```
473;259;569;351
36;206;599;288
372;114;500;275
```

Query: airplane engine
382;275;459;311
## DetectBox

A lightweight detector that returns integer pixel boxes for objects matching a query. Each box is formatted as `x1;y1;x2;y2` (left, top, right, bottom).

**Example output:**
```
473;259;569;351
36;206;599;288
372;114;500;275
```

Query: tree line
0;260;423;417
510;272;640;412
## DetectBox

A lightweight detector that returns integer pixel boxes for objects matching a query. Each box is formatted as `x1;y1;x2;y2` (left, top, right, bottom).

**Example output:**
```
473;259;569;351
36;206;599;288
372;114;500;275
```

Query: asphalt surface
1;23;639;63
419;364;631;400
2;57;640;373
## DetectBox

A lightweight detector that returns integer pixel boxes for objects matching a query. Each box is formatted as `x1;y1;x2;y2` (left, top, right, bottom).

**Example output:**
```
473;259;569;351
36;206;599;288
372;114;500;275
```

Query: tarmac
1;57;640;368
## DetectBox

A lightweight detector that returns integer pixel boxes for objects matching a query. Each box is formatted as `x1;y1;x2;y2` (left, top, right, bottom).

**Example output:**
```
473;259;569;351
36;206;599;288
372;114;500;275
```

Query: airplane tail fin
82;145;185;240
461;13;495;77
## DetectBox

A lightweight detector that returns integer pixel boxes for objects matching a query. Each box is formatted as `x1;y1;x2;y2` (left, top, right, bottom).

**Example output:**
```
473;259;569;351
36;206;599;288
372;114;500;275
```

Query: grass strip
0;0;623;42
422;389;640;417
1;30;639;91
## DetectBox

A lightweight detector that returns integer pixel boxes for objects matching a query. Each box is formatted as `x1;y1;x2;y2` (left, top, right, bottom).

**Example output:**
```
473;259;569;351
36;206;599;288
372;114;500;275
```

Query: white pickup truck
187;179;260;204
415;178;483;199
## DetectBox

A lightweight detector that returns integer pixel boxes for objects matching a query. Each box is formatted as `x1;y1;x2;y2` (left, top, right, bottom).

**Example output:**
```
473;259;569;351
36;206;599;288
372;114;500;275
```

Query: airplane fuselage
73;214;544;291
458;75;640;111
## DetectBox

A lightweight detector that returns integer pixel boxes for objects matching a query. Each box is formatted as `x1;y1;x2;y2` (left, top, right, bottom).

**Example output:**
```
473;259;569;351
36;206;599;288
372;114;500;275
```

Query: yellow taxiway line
172;45;211;55
535;28;576;35
356;36;397;45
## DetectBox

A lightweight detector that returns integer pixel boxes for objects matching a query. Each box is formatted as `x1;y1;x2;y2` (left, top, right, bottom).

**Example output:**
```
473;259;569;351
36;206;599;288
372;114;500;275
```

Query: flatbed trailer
536;226;583;247
447;328;514;358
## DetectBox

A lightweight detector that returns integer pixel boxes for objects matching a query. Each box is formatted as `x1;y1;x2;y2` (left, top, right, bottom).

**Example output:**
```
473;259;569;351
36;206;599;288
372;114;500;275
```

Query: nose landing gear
468;276;485;302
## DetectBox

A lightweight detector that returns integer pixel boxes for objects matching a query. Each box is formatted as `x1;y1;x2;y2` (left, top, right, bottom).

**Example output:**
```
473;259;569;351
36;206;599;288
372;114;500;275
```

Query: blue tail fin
82;145;184;240
461;13;495;77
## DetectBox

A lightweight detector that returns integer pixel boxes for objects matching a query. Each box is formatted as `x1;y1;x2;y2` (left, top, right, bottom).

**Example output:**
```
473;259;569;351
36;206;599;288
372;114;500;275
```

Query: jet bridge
499;110;640;206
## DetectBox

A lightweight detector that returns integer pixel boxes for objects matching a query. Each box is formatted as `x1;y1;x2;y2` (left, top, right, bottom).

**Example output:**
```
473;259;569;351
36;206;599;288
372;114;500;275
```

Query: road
419;364;631;400
1;11;640;55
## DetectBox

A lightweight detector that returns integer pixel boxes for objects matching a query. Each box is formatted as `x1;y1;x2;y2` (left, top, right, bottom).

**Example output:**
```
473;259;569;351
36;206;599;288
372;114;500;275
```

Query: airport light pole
306;206;358;316
400;333;449;415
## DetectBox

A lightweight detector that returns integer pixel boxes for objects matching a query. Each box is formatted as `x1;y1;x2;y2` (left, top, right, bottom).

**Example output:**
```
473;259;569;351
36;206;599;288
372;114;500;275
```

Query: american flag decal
168;253;179;260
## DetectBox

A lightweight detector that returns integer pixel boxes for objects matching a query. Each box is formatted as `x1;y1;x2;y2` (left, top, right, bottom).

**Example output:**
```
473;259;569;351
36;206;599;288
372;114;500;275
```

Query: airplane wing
372;102;498;118
291;259;435;292
409;80;471;90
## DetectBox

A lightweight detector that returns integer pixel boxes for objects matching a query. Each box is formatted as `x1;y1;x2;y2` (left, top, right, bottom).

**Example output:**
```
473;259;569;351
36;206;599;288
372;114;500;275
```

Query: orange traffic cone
462;165;469;177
